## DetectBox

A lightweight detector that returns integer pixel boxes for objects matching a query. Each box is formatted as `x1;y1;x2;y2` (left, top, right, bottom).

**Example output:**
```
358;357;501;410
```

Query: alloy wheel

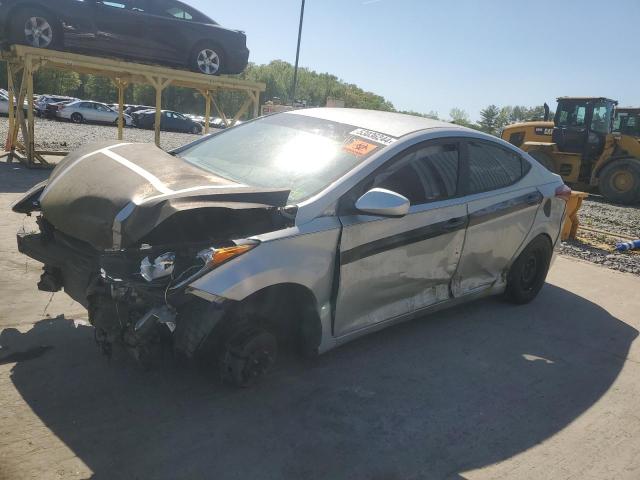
196;49;221;75
24;17;53;48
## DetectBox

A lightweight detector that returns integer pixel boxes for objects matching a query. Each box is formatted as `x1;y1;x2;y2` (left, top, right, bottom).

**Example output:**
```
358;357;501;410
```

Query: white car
0;89;29;115
57;100;133;126
14;108;568;387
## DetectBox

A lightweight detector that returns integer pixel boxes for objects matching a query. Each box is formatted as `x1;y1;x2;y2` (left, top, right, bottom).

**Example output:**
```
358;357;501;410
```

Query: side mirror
355;188;410;217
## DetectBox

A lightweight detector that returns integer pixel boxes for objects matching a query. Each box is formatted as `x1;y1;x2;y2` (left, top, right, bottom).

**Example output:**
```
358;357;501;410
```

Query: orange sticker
343;139;378;157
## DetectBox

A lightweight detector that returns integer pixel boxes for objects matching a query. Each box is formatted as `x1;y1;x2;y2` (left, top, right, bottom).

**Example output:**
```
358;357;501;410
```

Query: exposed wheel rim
196;49;220;75
71;114;82;123
24;16;53;48
191;126;199;134
610;170;634;193
520;249;544;293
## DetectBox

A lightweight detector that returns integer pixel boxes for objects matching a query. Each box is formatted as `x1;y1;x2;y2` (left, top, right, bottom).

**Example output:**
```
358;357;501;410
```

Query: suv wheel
505;235;552;304
192;45;223;75
11;8;58;49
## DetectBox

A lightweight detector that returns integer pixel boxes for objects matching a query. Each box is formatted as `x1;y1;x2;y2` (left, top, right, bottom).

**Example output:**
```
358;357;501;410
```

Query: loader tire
598;159;640;205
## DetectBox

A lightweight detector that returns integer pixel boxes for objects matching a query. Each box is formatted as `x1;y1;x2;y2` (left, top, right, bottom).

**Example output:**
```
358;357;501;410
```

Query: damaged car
13;108;569;387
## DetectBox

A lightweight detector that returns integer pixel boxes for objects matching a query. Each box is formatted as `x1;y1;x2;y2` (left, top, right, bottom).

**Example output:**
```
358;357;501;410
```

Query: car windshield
178;114;386;203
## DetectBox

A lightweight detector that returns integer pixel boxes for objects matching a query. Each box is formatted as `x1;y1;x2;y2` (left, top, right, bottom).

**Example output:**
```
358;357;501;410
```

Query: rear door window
467;141;529;194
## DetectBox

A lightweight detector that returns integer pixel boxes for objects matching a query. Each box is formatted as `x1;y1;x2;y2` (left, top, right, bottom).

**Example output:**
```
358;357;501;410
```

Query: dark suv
0;0;249;75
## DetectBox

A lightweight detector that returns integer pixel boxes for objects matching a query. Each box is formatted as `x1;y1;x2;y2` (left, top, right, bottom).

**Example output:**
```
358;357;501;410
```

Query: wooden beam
113;78;128;141
25;56;35;165
230;95;253;127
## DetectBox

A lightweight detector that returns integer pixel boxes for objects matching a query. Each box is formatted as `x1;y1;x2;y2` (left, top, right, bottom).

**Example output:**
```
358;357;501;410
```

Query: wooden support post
147;76;172;147
114;78;127;141
204;90;211;135
5;63;15;156
252;90;260;119
26;56;35;165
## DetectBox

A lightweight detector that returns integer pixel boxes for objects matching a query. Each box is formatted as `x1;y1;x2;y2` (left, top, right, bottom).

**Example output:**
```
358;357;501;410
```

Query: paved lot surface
1;161;639;480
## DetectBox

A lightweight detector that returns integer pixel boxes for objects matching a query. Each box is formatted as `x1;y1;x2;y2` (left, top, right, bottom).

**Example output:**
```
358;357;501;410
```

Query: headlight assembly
197;241;258;270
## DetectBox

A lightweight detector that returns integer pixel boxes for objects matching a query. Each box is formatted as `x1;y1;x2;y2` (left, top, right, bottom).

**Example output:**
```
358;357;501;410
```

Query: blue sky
190;0;640;121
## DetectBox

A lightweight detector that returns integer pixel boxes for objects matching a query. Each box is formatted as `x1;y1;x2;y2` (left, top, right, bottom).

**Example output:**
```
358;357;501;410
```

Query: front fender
187;217;341;305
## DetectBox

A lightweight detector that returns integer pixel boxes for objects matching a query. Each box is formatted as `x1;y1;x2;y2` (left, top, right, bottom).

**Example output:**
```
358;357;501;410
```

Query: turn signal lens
198;243;257;270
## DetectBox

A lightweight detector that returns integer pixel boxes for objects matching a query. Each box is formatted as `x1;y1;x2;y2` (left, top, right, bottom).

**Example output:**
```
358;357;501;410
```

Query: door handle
444;217;466;230
525;192;542;205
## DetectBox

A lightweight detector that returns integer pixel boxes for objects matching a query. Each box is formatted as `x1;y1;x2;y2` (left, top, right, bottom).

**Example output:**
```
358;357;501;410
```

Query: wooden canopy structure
1;45;265;167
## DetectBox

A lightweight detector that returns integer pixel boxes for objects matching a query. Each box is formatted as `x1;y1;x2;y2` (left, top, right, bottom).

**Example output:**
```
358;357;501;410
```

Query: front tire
598;159;640;205
220;327;277;388
10;8;59;49
191;44;224;75
505;236;552;304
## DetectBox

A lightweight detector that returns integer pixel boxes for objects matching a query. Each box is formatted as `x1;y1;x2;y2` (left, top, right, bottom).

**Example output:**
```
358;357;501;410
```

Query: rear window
179;114;391;203
467;141;530;194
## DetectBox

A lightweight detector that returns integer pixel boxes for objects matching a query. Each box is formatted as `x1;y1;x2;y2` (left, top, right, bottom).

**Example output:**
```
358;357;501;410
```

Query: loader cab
552;97;617;158
614;108;640;138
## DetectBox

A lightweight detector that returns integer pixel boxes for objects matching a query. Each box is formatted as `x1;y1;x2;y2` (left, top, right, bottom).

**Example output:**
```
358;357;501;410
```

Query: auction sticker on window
350;128;397;146
343;138;378;157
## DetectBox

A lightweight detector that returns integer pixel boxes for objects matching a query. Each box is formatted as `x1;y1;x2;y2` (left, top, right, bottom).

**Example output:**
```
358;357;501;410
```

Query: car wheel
598;159;640;205
70;113;83;124
190;125;200;134
220;327;277;388
505;235;552;305
192;44;224;75
11;8;59;49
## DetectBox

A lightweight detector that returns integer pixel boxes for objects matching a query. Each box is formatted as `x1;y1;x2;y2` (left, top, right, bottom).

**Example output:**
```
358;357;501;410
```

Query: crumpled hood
39;141;290;250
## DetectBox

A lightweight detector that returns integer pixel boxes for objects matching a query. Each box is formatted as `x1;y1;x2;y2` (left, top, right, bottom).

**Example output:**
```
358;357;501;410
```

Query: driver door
334;140;468;337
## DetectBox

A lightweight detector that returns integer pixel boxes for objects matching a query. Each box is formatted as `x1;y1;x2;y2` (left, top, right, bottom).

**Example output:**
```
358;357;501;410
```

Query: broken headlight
140;252;175;282
197;241;259;270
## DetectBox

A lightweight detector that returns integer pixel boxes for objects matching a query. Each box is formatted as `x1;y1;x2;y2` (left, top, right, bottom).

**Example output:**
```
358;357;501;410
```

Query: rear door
334;139;467;337
93;1;155;58
452;140;541;296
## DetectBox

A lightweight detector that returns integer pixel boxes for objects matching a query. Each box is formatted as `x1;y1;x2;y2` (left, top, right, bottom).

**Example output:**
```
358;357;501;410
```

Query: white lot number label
350;128;397;146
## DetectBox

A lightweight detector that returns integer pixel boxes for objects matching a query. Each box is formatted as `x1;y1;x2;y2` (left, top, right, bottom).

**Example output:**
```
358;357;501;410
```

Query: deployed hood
37;141;290;250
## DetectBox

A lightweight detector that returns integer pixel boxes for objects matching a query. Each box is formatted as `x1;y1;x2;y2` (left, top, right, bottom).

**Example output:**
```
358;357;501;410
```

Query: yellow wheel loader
502;97;640;204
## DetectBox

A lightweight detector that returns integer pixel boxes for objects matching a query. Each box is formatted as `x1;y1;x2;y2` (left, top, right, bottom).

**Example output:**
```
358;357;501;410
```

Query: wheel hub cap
612;170;633;192
197;49;220;75
24;17;53;48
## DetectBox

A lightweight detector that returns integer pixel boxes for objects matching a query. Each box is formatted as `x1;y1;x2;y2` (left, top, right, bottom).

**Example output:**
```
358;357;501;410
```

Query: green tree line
0;59;549;136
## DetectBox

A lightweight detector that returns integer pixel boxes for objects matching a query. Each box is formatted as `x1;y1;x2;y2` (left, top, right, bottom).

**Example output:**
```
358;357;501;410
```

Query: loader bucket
561;191;589;241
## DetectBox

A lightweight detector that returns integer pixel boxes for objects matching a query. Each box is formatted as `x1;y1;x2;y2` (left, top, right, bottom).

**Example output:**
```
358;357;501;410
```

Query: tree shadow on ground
2;284;637;480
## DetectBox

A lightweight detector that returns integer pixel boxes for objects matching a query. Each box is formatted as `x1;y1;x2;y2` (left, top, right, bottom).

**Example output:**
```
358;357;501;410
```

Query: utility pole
291;0;305;106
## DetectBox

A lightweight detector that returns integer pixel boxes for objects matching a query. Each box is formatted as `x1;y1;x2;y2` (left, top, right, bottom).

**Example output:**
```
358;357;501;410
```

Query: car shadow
2;284;636;480
0;160;51;194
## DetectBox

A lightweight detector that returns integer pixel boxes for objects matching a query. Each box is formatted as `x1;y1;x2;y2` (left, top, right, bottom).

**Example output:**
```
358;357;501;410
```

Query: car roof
286;108;466;138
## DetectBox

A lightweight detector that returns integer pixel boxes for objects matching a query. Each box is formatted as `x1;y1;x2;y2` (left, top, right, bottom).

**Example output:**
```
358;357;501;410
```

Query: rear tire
528;150;556;172
10;8;59;49
505;236;552;305
70;112;83;124
598;159;640;205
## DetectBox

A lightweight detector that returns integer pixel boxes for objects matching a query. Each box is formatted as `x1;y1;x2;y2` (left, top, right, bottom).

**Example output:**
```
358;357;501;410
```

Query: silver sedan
57;100;133;126
13;108;568;387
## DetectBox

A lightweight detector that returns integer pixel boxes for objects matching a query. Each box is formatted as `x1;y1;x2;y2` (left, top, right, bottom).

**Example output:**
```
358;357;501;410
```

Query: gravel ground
1;116;638;275
559;196;640;275
0;116;207;152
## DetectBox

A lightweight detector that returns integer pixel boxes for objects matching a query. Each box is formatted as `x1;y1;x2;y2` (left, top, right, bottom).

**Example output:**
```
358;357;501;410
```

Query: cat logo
534;127;554;136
